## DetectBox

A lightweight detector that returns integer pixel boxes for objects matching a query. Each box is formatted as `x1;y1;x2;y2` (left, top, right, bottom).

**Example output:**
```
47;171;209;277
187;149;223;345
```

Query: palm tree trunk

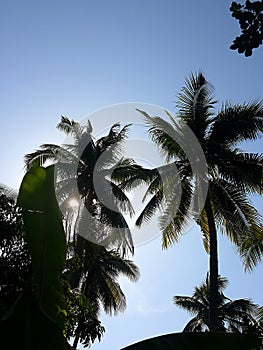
204;195;219;332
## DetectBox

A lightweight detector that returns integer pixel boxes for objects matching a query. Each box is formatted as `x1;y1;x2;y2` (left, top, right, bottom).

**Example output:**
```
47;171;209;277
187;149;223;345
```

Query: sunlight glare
68;198;79;209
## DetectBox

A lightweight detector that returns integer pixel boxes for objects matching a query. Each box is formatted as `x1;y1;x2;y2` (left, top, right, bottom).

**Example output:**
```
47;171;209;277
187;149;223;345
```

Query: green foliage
63;279;105;348
17;165;67;329
23;119;142;348
0;186;31;317
25;117;135;256
128;72;263;331
64;238;140;348
1;166;70;349
230;0;263;56
132;73;263;253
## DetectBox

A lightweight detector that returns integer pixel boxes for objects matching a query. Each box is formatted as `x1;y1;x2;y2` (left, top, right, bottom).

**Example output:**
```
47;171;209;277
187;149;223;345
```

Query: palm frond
24;143;79;169
176;72;216;140
160;179;192;249
57;116;85;142
137;109;185;162
197;209;210;253
222;298;258;315
209;179;261;244
215;149;263;195
237;224;263;271
106;180;135;217
0;184;17;200
118;167;159;192
173;296;205;315
209;100;263;146
135;190;163;227
101;250;140;282
96;123;131;158
183;317;207;332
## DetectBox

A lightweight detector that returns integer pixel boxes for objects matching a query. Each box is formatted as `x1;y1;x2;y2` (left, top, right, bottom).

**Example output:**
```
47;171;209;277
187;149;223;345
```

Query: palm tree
65;240;139;349
25;117;142;348
173;275;260;334
126;72;263;331
25;116;141;256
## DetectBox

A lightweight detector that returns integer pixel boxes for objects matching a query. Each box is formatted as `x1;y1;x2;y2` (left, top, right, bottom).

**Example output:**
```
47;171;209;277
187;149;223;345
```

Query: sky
1;1;263;349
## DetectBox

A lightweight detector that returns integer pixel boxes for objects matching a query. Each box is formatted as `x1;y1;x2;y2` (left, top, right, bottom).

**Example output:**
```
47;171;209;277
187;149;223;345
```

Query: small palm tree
126;72;263;331
173;275;260;334
66;240;139;349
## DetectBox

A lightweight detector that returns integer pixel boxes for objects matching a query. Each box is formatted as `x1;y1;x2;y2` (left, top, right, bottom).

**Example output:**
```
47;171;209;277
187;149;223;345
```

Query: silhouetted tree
174;275;261;335
0;185;31;317
126;72;263;331
230;0;263;56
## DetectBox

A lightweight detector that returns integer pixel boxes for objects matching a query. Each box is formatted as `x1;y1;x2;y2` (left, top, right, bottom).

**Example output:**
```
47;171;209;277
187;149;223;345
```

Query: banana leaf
17;165;67;328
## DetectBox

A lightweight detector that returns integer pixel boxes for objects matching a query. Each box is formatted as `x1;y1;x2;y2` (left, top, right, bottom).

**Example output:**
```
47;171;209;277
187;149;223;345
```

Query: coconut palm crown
25;116;143;256
173;275;261;335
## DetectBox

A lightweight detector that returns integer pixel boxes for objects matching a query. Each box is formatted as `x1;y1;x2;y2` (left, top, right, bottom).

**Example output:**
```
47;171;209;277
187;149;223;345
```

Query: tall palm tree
173;275;261;335
125;72;263;331
25;117;141;348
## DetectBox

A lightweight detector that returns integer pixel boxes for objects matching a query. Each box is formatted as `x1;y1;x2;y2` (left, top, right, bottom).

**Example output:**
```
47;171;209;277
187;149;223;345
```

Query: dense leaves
17;166;67;328
25;117;137;256
230;1;263;56
1;167;70;349
0;186;31;317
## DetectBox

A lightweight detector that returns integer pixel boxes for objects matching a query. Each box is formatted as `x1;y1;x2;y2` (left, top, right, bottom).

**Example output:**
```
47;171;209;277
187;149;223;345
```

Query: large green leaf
17;165;67;328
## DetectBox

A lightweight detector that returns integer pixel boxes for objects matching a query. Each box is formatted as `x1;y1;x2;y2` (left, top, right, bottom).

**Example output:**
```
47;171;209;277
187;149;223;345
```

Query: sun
68;198;79;209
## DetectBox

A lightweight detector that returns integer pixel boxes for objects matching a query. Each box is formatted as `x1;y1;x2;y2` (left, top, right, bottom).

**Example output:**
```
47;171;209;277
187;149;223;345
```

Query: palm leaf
137;109;186;162
135;190;163;227
160;178;192;248
209;179;261;244
237;224;263;271
176;72;216;140
173;296;205;315
215;149;263;194
209;101;263;146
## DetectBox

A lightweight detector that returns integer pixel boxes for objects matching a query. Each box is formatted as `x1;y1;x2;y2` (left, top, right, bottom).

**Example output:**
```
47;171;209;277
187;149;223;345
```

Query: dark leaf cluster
230;1;263;56
0;189;31;317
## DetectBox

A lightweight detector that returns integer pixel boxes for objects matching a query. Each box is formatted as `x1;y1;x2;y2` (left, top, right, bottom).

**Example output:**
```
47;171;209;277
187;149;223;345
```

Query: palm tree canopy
173;275;260;333
122;72;263;332
127;72;263;262
25;116;143;256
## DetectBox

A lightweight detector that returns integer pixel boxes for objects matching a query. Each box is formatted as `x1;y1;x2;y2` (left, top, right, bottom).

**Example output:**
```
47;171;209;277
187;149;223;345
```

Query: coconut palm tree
25;118;141;348
173;275;261;334
125;72;263;331
65;239;139;349
25;116;141;256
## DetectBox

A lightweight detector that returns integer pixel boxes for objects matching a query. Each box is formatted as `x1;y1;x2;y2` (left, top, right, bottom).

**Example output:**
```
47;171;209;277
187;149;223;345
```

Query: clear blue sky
1;1;263;350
